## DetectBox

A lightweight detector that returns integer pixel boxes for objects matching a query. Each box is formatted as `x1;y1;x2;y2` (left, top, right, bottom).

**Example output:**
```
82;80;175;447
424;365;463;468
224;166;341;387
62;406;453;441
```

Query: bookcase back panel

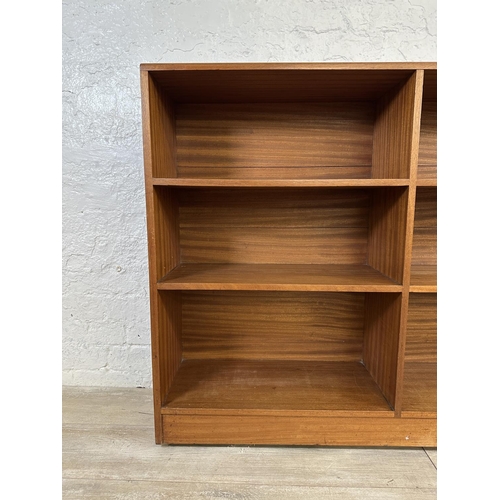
178;188;369;265
175;103;374;179
181;291;365;361
402;293;437;417
406;293;437;362
418;101;437;181
418;70;437;182
412;187;437;266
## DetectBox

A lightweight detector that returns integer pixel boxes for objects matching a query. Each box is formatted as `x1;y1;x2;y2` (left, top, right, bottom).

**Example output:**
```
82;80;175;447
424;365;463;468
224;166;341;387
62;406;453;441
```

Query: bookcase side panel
148;75;177;178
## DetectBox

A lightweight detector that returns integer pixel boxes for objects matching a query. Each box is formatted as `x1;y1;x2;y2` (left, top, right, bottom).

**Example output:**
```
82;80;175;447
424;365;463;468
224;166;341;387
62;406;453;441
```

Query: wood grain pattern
411;229;437;266
392;70;425;415
178;188;369;227
417;101;437;179
175;167;374;182
402;292;437;418
367;187;408;283
363;293;402;409
163;414;436;446
418;70;437;182
422;69;437;101
142;62;437;70
405;294;437;362
157;264;401;291
181;291;365;361
146;75;177;177
181;226;368;265
416;176;437;187
153;187;180;278
154;177;411;186
414;187;437;225
410;265;437;292
147;66;423;104
176;188;371;265
401;363;436;418
157;291;182;408
372;72;420;179
141;70;162;442
176;103;374;177
412;187;437;266
163;359;392;415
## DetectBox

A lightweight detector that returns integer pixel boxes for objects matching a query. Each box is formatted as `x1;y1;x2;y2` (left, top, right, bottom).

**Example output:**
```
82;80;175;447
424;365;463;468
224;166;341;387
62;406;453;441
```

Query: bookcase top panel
141;62;436;103
141;62;437;71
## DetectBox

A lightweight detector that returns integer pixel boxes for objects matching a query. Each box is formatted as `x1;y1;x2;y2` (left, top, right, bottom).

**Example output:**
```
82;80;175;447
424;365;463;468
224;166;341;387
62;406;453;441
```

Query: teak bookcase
140;63;437;446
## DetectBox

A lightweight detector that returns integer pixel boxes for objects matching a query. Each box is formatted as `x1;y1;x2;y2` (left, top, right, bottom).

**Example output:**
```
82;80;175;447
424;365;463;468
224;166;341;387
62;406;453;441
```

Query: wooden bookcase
140;63;437;446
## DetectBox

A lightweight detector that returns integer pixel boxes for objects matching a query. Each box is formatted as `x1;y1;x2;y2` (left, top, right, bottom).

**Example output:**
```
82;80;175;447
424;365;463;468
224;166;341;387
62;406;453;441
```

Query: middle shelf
154;185;410;290
158;263;401;291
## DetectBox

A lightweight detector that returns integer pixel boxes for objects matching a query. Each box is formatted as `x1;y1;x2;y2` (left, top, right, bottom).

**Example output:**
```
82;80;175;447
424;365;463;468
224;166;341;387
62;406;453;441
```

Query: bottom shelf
160;359;436;446
162;359;393;417
401;362;437;418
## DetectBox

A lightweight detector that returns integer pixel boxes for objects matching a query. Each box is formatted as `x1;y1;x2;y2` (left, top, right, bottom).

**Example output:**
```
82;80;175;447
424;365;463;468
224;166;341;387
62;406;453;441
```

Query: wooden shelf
162;359;393;417
152;178;410;188
157;263;401;292
410;265;437;292
401;363;437;418
416;177;437;187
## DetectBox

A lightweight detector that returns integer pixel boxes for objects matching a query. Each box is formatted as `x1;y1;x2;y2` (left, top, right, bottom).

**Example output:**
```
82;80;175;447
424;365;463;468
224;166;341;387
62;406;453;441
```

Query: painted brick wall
62;0;436;387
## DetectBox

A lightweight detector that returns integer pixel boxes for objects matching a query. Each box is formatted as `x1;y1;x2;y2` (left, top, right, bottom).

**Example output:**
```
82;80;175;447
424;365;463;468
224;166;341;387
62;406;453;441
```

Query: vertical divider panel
364;70;425;412
363;293;402;409
372;71;420;179
141;70;181;442
394;70;425;415
367;187;408;284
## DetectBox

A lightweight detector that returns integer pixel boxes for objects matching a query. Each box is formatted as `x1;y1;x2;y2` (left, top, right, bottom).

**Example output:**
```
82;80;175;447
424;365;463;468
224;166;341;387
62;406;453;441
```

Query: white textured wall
62;0;437;387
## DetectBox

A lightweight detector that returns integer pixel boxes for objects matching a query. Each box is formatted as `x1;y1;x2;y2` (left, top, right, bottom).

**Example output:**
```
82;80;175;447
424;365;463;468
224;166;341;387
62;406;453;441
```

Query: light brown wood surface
174;187;374;266
157;291;182;407
162;414;435;446
412;187;437;267
144;66;421;104
153;177;410;186
410;265;437;292
176;102;374;173
367;187;408;283
363;293;402;409
405;294;437;362
418;70;437;183
182;291;365;361
372;72;420;179
158;263;401;291
142;72;176;178
162;359;392;415
402;292;437;418
401;363;437;418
